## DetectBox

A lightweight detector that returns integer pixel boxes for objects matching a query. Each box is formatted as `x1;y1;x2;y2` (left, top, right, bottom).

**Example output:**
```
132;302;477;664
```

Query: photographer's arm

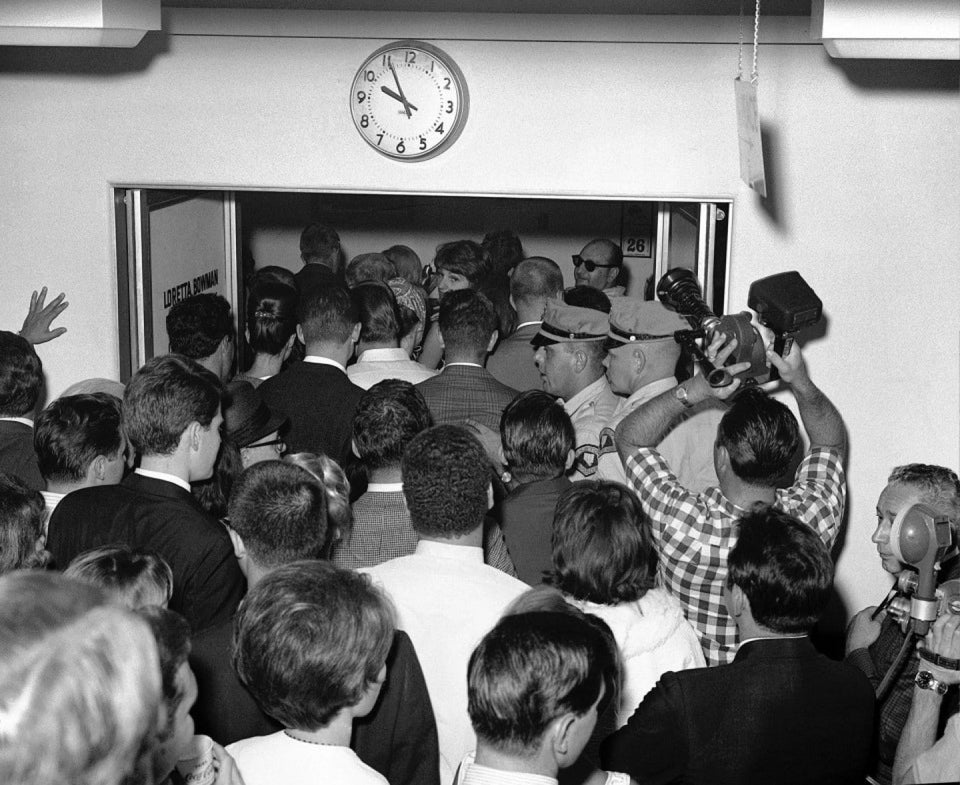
766;343;846;459
892;615;960;785
615;336;749;464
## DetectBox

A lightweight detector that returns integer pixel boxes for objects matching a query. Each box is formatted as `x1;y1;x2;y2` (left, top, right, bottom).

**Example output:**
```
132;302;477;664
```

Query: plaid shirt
624;446;846;665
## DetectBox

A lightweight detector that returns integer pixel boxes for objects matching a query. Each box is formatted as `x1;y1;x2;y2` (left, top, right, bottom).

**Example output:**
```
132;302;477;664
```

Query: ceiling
163;0;812;15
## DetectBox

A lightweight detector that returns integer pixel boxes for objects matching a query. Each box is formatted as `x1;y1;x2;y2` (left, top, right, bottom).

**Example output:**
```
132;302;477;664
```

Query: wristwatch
914;670;949;695
674;384;694;410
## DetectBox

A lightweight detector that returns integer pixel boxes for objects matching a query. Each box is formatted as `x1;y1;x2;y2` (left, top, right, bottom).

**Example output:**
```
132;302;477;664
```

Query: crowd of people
0;225;958;785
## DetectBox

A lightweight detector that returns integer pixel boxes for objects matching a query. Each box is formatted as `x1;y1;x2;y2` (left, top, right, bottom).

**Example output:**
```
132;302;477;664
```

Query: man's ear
350;322;362;345
227;526;246;560
564;449;576;472
486;482;494;511
89;454;108;482
633;347;646;376
296;324;306;344
351;438;362;459
548;712;579;766
728;584;748;619
486;330;499;354
436;327;445;349
186;421;203;452
714;442;729;474
573;347;588;373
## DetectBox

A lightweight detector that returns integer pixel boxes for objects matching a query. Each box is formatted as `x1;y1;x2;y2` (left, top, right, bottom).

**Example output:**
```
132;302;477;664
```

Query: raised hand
19;286;68;344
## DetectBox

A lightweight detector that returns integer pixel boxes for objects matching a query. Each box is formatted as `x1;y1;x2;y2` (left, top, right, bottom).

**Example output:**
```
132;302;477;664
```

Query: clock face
350;40;469;161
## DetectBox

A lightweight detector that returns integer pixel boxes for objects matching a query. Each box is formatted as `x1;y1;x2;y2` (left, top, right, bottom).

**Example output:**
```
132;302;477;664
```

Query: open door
115;189;240;379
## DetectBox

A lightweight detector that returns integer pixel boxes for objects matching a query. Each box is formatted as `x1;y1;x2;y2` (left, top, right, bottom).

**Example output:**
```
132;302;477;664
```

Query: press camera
656;268;822;387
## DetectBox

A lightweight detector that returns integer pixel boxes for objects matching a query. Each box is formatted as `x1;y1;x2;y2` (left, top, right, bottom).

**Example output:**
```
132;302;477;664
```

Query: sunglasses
572;254;620;272
245;437;286;452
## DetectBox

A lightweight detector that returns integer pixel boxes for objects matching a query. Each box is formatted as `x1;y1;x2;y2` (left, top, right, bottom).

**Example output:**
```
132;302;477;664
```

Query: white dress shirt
361;540;527;785
347;347;437;390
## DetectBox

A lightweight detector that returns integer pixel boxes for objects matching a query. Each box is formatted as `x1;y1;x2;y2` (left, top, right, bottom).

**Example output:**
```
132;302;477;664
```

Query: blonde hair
0;572;162;785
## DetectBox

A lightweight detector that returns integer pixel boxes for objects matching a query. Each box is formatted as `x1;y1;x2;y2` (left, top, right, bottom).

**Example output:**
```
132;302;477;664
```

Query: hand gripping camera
656;268;822;387
884;502;957;637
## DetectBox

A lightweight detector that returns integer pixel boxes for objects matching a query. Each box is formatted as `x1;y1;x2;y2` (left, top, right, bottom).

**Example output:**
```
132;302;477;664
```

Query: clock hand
388;60;415;118
380;85;419;112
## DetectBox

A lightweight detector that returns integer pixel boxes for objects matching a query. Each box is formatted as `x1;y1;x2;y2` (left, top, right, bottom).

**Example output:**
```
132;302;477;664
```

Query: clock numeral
396;140;406;154
382;54;391;67
356;91;366;104
446;101;454;114
360;114;370;128
419;137;427;151
364;70;375;82
443;77;451;90
430;60;435;72
405;50;416;63
436;122;445;135
376;133;384;146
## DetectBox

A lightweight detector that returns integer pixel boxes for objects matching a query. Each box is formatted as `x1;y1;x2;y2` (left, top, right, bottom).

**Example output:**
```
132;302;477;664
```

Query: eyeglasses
245;437;286;453
572;255;620;272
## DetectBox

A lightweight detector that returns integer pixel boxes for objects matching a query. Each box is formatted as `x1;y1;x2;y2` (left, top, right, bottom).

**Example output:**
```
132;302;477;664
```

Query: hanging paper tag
734;77;767;197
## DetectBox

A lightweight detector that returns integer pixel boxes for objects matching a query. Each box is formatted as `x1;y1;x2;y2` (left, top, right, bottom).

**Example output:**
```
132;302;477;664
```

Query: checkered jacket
624;446;846;665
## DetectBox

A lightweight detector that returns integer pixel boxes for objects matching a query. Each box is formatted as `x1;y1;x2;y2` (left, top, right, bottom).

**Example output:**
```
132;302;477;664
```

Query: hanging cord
751;0;761;84
876;631;917;701
737;1;744;79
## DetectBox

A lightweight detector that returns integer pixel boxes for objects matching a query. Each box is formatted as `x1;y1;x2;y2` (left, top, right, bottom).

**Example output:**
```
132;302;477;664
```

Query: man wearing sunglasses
572;239;625;298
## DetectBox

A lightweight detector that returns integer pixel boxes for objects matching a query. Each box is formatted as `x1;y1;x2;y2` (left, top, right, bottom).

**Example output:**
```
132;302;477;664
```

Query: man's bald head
574;239;623;291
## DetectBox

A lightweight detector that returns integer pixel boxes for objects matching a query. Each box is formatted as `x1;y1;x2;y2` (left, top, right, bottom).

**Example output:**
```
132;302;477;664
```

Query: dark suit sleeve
179;532;246;634
353;631;440;785
600;677;688;785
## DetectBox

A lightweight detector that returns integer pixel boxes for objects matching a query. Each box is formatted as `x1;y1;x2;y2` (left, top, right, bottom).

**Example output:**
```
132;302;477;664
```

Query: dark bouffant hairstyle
468;611;611;753
500;390;573;480
481;230;524;279
233;561;394;729
716;387;800;486
123;355;222;457
726;506;833;634
434;240;492;286
402;425;490;538
439;289;498;355
549;481;656;604
227;461;329;568
351;282;402;345
246;282;298;356
34;393;123;483
297;284;359;346
0;331;43;417
353;380;432;470
166;293;234;360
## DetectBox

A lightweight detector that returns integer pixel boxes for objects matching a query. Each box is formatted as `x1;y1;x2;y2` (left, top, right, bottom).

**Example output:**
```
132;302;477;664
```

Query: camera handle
673;329;735;388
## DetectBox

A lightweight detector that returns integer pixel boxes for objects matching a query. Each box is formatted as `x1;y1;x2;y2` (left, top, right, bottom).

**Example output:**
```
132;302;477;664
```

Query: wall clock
350;40;469;161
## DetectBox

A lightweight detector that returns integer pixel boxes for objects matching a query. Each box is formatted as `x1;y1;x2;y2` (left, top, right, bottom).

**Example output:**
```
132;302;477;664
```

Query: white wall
0;9;957;625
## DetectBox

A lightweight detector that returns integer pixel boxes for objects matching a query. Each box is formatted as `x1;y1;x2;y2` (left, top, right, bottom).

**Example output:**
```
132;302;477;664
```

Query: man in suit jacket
0;331;45;490
601;507;875;785
48;355;244;633
295;222;342;297
487;256;564;393
416;289;518;433
259;283;363;466
190;461;439;785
